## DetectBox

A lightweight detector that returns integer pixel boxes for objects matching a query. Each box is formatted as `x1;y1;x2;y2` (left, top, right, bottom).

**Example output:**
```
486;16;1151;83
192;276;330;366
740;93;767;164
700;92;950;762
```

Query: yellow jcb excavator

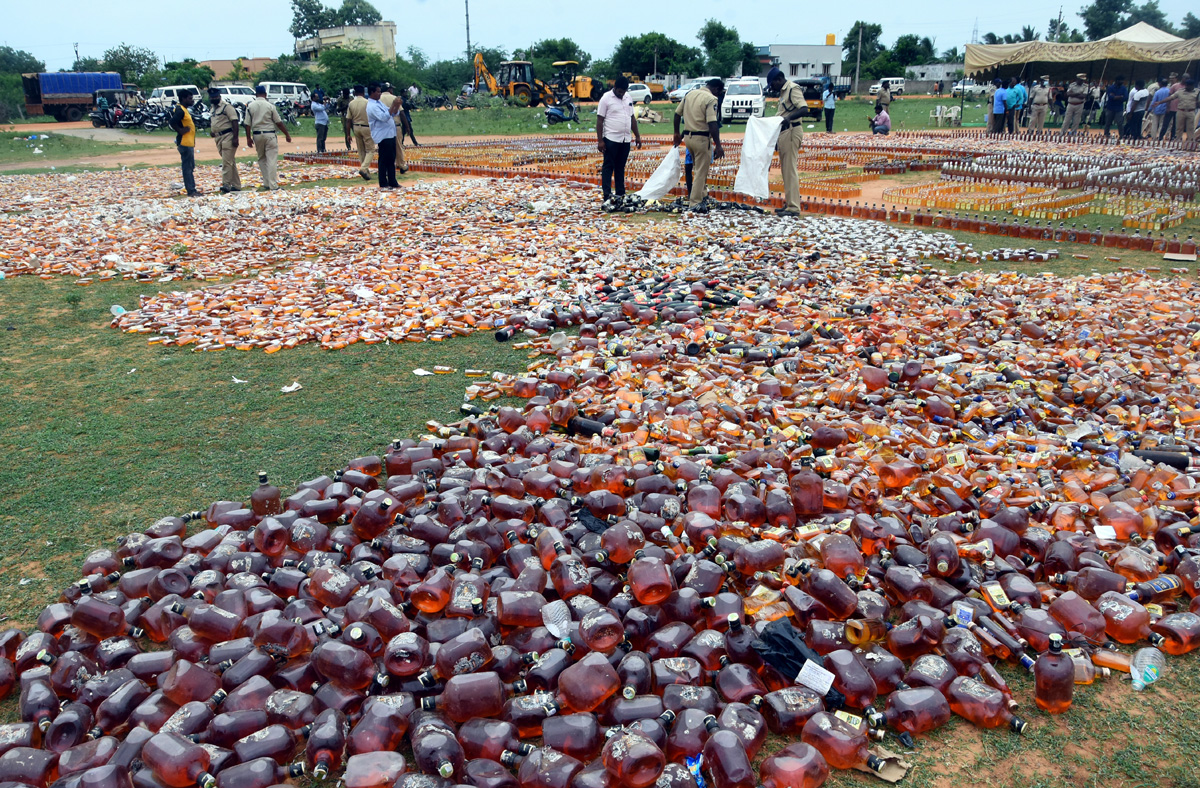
551;61;604;102
471;53;555;107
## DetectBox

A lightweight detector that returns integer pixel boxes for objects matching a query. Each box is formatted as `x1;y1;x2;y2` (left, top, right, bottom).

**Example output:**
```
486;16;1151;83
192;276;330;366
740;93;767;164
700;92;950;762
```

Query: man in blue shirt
366;82;403;189
1004;78;1022;133
1102;76;1127;137
311;95;329;153
991;80;1007;134
1149;78;1173;139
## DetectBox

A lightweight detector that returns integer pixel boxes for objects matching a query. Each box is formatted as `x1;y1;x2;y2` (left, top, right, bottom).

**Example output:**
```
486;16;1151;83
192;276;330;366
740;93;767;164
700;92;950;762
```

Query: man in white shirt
1123;79;1150;139
596;76;642;207
367;82;403;189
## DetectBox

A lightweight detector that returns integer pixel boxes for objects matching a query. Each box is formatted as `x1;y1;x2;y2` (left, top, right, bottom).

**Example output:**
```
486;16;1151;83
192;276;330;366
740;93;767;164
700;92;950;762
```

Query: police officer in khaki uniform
1060;73;1089;135
673;78;725;210
877;80;892;110
379;84;414;175
769;72;807;216
207;87;242;193
983;81;997;130
1029;76;1050;131
344;85;374;181
243;85;292;191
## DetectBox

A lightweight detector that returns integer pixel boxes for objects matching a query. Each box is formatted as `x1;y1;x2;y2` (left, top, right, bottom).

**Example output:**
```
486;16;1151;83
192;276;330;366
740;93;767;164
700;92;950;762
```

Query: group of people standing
169;84;292;197
986;72;1196;141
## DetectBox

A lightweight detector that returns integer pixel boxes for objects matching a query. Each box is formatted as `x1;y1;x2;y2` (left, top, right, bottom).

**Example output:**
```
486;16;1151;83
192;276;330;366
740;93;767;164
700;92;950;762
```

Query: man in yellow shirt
673;78;725;210
168;90;199;197
243;84;293;191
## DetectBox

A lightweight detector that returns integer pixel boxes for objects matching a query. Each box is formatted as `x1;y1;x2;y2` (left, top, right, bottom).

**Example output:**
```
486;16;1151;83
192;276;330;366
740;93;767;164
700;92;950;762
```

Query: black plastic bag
751;618;846;709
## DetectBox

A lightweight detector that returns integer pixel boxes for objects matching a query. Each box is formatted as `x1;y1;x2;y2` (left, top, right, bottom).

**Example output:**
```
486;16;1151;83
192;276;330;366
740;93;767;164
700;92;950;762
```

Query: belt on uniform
354;123;369;127
215;128;235;136
683;131;709;137
253;131;276;135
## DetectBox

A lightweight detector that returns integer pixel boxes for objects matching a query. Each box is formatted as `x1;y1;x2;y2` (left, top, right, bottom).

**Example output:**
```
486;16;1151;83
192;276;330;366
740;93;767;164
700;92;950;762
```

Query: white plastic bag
636;146;682;201
733;115;784;200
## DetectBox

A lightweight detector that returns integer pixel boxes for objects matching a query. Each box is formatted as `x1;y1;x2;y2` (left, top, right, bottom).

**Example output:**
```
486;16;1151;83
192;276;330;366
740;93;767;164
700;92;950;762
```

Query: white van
259;82;310;103
146;85;200;107
721;78;764;122
211;85;256;107
869;78;906;96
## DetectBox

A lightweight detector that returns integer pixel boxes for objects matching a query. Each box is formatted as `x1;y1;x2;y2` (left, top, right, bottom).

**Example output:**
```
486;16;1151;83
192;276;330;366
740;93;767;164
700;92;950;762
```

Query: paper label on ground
795;659;835;694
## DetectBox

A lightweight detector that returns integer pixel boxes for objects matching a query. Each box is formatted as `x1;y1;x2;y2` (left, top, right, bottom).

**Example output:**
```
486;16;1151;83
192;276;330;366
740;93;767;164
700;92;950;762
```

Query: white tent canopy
965;23;1199;79
1099;21;1183;44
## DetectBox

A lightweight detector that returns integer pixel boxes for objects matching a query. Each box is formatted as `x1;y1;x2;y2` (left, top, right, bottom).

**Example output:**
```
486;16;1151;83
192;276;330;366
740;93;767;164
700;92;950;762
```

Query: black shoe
360;171;371;181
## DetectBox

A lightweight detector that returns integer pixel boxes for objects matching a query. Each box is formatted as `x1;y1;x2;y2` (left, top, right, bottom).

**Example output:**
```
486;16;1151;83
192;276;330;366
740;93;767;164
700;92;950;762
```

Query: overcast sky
5;0;1197;71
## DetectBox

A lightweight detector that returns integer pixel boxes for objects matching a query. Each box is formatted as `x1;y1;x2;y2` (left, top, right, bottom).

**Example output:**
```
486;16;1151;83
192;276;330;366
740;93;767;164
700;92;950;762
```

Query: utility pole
465;0;472;57
1053;6;1064;40
853;25;862;96
73;42;79;67
653;45;658;79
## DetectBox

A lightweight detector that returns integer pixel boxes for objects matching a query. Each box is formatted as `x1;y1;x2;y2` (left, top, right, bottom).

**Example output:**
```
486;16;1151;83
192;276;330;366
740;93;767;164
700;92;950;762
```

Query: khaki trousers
1030;104;1047;130
1061;103;1084;133
253;133;279;190
777;124;804;212
1178;109;1196;141
684;134;711;207
353;128;375;175
396;137;407;172
215;134;241;190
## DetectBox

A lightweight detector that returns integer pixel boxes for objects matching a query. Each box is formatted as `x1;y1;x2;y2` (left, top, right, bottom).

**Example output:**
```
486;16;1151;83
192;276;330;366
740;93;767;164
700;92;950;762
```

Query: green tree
424;59;472;94
1121;0;1177;33
317;45;396;91
863;52;902;80
842;22;885;73
224;59;252;81
1181;12;1200;37
1079;0;1133;39
258;55;312;83
290;0;336;37
335;0;382;26
588;58;613;80
159;60;216;89
940;46;961;63
1047;16;1087;41
406;46;429;71
0;46;44;74
1020;25;1039;40
741;43;760;77
102;43;159;83
891;34;934;67
530;38;590;69
697;19;747;76
71;56;105;72
613;33;702;77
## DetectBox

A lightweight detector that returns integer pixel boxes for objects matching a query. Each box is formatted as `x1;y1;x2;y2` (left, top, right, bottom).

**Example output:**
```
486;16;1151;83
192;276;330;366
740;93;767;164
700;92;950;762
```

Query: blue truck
22;72;124;122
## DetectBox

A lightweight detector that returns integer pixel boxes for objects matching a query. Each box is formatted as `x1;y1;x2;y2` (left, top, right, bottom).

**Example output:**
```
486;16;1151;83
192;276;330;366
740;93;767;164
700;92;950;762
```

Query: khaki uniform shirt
244;97;282;132
675;87;718;133
1066;82;1088;105
347;96;370;129
878;88;892;106
1030;85;1050;105
1176;89;1198;112
777;81;806;117
380;92;404;131
210;101;240;136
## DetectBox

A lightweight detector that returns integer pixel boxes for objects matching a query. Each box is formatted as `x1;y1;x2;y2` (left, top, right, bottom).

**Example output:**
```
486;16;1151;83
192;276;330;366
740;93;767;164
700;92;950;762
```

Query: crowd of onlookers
983;72;1196;141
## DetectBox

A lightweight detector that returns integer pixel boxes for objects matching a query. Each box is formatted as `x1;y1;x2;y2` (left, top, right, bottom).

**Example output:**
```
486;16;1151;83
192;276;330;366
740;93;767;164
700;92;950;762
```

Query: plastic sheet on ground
635;145;682;201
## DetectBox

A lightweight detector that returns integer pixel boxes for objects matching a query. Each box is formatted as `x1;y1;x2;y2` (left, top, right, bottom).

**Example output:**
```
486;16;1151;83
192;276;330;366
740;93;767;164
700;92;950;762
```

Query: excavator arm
473;53;498;95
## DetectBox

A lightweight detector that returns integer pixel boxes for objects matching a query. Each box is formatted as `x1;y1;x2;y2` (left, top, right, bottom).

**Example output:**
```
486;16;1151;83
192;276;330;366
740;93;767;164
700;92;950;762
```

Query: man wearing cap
1060;73;1088;135
243;85;292;191
673;77;725;211
1029;76;1050;131
344;85;373;181
769;71;807;217
207;87;242;193
168;89;199;197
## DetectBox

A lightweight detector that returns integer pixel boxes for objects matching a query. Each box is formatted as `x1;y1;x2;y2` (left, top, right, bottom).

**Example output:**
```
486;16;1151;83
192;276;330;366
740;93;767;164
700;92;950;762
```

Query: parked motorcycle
545;98;578;125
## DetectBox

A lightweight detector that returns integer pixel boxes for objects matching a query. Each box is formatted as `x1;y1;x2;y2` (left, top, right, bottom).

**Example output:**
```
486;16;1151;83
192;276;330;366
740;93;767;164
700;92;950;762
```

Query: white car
211;85;256;107
625;83;653;104
952;79;988;99
721;79;764;122
146;85;200;108
669;80;703;102
869;78;906;96
259;81;310;103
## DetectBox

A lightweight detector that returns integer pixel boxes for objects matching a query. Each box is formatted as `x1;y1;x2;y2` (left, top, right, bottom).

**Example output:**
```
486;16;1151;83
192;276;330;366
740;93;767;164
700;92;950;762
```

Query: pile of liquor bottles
6;258;1200;788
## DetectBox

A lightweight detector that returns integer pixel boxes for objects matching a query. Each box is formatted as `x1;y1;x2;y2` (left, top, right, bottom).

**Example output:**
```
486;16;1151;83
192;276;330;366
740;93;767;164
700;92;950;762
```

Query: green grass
0;132;155;165
0;275;529;629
